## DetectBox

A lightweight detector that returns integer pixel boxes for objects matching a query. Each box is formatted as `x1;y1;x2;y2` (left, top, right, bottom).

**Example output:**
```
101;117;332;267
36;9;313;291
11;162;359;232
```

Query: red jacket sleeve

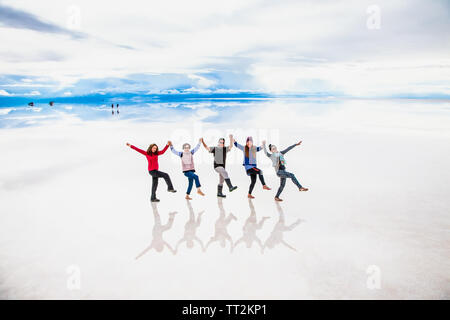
158;144;169;155
130;145;147;155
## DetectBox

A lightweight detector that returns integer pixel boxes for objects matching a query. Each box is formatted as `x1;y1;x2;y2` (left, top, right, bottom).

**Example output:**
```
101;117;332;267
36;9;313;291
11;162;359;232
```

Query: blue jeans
184;171;201;194
276;170;302;198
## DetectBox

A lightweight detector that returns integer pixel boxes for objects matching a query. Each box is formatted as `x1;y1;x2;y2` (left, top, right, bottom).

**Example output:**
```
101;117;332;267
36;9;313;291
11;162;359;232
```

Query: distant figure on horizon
126;141;177;202
201;134;238;198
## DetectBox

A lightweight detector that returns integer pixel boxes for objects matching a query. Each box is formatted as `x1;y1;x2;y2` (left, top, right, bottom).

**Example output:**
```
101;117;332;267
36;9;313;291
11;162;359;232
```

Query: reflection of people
233;199;270;253
263;140;308;201
206;198;237;252
135;202;177;259
176;200;205;252
234;136;271;199
126;141;177;202
170;139;205;200
263;202;302;253
202;135;238;198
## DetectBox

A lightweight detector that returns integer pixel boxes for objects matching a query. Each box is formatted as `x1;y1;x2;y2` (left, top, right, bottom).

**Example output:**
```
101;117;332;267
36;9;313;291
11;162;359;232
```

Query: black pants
246;167;266;194
149;170;174;199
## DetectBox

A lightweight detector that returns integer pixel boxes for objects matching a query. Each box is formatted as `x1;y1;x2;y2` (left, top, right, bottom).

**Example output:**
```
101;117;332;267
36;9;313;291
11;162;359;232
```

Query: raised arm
280;144;297;155
262;142;271;157
228;134;234;151
201;138;210;152
170;145;182;157
234;140;244;151
157;143;170;155
191;140;201;154
281;141;302;154
127;143;147;156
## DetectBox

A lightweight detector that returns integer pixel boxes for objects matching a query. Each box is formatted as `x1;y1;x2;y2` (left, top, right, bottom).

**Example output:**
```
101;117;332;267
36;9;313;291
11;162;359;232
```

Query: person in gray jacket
263;140;308;201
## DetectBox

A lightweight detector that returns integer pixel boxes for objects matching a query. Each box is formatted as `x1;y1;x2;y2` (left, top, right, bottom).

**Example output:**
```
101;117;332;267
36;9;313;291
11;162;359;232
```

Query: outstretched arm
281;240;297;252
191;140;201;154
228;134;234;151
262;141;271;157
127;143;147;156
170;145;182;157
234;140;244;151
281;141;302;154
201;138;211;152
157;143;170;155
135;244;152;260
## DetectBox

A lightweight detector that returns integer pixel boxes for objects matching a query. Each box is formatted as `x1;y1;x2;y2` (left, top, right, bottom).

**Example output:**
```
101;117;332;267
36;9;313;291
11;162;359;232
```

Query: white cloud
24;90;41;96
0;89;11;96
0;0;449;96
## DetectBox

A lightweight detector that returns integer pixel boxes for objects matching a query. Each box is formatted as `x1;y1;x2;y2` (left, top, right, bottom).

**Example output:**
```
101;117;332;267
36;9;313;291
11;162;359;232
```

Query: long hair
245;145;255;158
147;143;158;155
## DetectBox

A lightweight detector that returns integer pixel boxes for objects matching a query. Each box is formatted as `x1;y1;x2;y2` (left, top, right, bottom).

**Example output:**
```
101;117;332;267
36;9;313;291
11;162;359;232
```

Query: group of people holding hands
126;134;308;202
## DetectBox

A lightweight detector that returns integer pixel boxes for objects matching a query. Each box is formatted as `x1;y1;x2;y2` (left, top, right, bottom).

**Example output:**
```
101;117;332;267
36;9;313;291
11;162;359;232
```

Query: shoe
275;197;283;201
217;185;226;198
229;186;238;192
263;185;271;190
248;194;255;199
185;195;192;200
151;198;160;202
197;189;205;196
299;187;309;192
168;189;177;193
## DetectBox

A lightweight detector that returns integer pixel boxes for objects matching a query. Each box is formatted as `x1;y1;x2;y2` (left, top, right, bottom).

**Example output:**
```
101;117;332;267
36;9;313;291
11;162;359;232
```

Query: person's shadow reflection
232;199;270;253
135;202;177;259
263;202;303;253
175;200;205;253
205;198;237;252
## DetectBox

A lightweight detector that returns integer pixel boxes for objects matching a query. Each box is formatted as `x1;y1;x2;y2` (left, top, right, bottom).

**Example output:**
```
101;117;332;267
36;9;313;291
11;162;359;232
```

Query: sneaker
263;185;271;190
229;186;238;192
151;198;160;202
168;189;177;193
197;190;205;196
275;197;283;202
299;187;309;192
248;194;255;199
185;195;192;200
217;193;226;198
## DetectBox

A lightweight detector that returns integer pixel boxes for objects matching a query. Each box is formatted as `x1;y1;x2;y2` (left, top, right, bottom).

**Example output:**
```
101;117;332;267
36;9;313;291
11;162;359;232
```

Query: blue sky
0;0;449;100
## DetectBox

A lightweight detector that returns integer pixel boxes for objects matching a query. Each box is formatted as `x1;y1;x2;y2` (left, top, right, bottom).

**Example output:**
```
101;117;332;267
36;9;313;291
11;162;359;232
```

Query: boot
217;185;226;198
225;178;237;192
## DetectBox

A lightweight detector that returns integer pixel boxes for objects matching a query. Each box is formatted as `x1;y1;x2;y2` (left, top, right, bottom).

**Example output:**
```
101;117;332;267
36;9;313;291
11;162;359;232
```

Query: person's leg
184;172;194;195
215;167;225;186
255;168;271;190
193;173;205;196
248;172;257;194
193;173;201;188
216;166;237;191
276;177;287;199
158;170;175;191
286;171;302;188
149;171;159;200
257;170;266;185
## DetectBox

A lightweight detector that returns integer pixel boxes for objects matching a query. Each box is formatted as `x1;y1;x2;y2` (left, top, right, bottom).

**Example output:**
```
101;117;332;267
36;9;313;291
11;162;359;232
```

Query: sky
0;0;449;98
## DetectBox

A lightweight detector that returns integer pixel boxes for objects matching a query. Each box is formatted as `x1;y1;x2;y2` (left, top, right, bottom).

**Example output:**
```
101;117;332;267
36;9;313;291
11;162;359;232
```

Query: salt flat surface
0;99;449;299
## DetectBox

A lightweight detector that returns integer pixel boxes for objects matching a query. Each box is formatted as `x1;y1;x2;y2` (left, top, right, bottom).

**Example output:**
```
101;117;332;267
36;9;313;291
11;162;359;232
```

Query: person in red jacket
126;141;177;202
